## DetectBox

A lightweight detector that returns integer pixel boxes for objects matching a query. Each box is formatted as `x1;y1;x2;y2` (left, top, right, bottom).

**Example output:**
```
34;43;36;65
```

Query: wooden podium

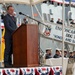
12;24;39;67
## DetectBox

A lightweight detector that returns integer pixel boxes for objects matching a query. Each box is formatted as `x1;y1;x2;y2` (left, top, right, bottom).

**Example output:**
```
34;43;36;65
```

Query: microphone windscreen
19;12;22;15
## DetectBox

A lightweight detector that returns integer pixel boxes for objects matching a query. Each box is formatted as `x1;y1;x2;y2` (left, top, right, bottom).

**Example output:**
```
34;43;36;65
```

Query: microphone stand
20;12;48;66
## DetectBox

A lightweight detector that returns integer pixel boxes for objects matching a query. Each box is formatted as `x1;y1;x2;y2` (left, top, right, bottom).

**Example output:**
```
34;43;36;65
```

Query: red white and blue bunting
0;66;62;75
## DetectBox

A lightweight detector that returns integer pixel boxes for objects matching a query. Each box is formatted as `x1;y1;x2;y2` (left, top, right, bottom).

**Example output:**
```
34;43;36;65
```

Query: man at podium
3;5;17;67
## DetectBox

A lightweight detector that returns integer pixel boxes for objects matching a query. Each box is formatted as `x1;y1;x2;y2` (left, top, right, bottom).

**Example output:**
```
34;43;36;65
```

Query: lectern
12;24;39;67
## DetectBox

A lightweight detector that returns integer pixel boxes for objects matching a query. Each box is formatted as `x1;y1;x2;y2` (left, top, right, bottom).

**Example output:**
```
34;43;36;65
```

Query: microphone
19;12;24;15
19;12;29;17
19;12;48;27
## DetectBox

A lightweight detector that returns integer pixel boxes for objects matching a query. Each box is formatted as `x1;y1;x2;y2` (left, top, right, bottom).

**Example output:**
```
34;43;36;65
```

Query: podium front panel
13;24;39;67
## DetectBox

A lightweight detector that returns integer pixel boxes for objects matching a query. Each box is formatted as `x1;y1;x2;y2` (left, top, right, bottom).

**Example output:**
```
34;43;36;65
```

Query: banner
51;0;75;4
0;69;4;75
0;29;5;62
0;67;62;75
41;24;75;45
0;21;2;62
52;66;62;75
1;20;4;29
20;68;35;75
65;0;75;2
35;67;51;75
4;68;20;75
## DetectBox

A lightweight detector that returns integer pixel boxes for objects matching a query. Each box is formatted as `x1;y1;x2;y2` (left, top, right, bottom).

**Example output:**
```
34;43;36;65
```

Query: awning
0;0;46;5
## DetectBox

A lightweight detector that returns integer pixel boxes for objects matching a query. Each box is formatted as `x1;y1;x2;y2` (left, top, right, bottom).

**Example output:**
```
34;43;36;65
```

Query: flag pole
62;0;65;75
31;5;35;23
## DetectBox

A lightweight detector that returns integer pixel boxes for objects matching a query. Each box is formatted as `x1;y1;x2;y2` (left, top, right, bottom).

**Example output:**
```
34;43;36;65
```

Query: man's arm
4;16;16;32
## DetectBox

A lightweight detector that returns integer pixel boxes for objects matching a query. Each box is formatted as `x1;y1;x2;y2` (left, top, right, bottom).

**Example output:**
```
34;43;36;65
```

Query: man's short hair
56;50;59;52
46;49;51;53
7;5;13;10
46;50;49;53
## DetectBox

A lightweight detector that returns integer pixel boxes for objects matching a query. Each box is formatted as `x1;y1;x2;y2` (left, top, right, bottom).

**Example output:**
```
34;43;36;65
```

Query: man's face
64;52;67;55
7;7;14;15
73;51;75;54
56;51;60;55
58;19;60;21
48;50;51;55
